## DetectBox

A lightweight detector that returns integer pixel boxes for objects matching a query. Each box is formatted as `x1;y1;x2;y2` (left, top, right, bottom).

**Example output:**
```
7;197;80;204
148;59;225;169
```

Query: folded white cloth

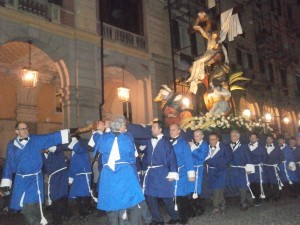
245;164;255;174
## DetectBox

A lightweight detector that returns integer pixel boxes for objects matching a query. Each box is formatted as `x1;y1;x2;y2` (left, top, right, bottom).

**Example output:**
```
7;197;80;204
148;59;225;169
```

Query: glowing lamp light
22;68;38;88
242;108;251;119
265;113;272;123
283;116;290;125
117;86;130;102
182;97;190;108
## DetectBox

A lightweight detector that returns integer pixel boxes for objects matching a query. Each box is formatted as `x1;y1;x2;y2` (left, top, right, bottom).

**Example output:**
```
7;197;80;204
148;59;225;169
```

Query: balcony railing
1;0;60;23
102;23;147;51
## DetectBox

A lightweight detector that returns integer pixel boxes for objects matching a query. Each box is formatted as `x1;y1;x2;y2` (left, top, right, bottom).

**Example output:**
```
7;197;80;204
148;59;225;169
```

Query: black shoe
167;219;180;224
180;219;188;224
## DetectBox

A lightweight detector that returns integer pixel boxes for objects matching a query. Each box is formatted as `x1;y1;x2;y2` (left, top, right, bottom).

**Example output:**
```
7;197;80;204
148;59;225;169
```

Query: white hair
110;116;127;132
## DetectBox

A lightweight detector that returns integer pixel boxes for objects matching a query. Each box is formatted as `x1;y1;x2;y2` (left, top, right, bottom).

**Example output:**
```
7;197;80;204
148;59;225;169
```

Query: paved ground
1;196;300;225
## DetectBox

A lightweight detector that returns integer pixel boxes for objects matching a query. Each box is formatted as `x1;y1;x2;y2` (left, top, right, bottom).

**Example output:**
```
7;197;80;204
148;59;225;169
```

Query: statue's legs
194;83;207;116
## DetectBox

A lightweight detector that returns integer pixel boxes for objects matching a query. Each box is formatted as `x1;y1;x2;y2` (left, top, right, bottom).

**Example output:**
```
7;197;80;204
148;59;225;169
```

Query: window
280;69;287;87
236;49;243;65
101;0;144;35
287;5;292;19
259;59;265;73
247;53;253;69
171;20;181;50
268;63;274;82
190;33;198;56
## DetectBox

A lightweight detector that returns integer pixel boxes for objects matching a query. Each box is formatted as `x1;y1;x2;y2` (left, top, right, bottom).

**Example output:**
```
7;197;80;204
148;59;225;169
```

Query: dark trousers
282;182;298;197
145;195;179;223
176;196;191;222
52;197;70;224
212;189;225;210
189;196;205;216
22;203;41;225
76;196;91;217
250;182;266;204
265;184;282;201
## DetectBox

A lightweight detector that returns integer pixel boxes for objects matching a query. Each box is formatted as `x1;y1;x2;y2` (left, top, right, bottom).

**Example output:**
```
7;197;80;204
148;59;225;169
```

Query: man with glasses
0;122;71;225
204;132;233;214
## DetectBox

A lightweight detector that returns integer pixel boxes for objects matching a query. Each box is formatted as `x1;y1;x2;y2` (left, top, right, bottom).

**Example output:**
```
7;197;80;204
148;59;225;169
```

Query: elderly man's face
209;135;218;147
169;124;180;139
193;131;203;143
15;123;29;139
277;138;285;146
249;134;258;144
230;132;240;143
266;137;274;145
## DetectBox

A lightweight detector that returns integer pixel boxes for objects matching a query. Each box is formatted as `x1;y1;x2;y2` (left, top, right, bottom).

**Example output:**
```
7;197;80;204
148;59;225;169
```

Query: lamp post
21;40;38;88
117;67;132;122
265;113;272;123
283;116;290;125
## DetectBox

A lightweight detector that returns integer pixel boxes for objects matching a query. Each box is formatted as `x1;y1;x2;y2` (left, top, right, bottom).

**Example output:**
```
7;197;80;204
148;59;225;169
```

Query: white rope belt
252;164;265;199
142;165;163;193
174;165;185;211
230;165;255;199
282;161;293;185
17;170;48;225
75;172;97;203
193;164;203;199
296;161;300;165
47;167;67;205
264;164;284;190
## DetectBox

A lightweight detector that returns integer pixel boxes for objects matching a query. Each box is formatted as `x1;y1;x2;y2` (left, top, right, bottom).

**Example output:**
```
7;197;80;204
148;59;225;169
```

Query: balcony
0;0;60;23
102;23;147;51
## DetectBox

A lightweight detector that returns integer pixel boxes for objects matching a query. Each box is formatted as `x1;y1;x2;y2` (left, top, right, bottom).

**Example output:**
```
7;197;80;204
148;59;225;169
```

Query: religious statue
153;85;192;127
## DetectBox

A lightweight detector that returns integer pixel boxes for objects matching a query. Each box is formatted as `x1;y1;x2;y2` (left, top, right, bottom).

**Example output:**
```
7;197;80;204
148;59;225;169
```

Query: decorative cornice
0;7;100;45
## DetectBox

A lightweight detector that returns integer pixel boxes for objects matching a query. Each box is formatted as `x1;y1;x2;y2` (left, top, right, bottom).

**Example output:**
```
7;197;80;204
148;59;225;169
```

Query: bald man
169;124;195;224
0;122;70;225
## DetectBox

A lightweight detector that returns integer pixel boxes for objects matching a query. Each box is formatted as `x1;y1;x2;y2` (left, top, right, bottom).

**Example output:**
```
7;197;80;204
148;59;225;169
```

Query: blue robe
43;144;68;203
264;146;284;185
294;146;300;181
248;145;268;183
229;143;252;190
204;142;233;190
189;141;209;194
1;131;68;210
68;141;91;198
143;136;178;198
279;146;298;183
172;137;194;196
94;132;144;211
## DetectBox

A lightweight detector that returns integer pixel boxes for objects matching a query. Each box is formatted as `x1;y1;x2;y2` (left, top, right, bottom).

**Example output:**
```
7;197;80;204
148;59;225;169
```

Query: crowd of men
0;118;300;225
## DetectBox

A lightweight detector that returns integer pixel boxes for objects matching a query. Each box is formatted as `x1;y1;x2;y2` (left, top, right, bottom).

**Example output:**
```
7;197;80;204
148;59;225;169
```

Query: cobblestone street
1;196;300;225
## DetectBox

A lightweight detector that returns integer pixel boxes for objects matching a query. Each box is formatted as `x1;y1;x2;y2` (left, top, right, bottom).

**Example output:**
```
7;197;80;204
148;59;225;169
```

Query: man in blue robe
169;124;195;224
204;132;233;214
0;122;70;225
94;116;146;225
228;130;254;211
248;132;268;206
68;135;94;220
143;121;180;225
277;136;298;198
264;135;284;201
188;129;209;216
43;144;70;225
295;136;300;194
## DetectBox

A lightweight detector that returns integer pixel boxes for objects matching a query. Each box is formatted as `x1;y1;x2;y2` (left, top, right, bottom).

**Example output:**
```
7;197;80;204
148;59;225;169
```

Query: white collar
230;140;240;151
280;143;286;150
248;142;258;151
105;128;111;133
191;140;203;151
206;141;220;160
14;136;30;149
151;134;163;149
266;144;275;154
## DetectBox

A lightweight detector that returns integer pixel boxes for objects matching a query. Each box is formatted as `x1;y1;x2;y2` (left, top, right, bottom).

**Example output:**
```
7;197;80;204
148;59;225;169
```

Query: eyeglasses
17;127;29;131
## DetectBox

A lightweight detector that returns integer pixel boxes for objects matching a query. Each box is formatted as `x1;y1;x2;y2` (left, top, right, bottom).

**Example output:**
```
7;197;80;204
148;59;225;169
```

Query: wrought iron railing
102;23;147;51
0;0;60;23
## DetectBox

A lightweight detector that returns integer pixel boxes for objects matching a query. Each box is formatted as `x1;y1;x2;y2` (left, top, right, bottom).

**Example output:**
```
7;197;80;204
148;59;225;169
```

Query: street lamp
21;40;38;88
265;113;272;123
242;108;251;119
117;67;130;102
283;116;290;125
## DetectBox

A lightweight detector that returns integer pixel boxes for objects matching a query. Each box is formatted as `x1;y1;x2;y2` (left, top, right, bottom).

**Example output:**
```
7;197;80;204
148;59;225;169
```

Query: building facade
0;0;299;156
